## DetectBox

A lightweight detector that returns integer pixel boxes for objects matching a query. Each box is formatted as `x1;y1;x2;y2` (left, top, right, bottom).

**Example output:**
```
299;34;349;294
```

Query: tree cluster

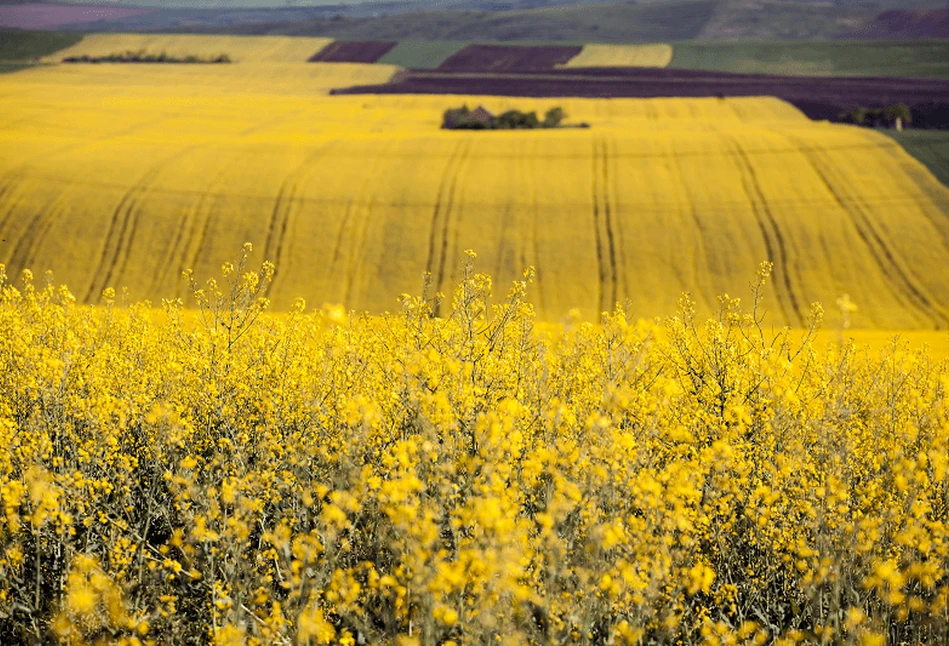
62;50;232;64
838;103;912;129
442;105;570;130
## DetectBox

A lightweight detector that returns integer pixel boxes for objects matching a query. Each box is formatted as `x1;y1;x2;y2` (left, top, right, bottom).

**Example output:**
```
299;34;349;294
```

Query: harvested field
0;3;152;30
2;62;949;328
436;44;582;72
308;40;397;63
560;44;673;68
334;67;949;128
45;33;334;64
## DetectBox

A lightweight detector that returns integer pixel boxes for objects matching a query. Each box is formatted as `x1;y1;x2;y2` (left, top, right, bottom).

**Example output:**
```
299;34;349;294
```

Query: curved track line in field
264;142;332;302
787;135;947;328
84;147;197;303
263;143;335;297
590;139;605;320
423;139;470;315
148;155;240;297
1;139;120;269
444;140;473;301
6;187;68;279
524;140;546;315
592;135;618;318
0;176;27;242
667;141;709;289
723;133;802;327
604;135;630;304
341;147;386;309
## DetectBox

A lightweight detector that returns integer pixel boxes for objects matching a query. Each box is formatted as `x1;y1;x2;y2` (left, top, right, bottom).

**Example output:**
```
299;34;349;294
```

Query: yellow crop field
44;33;335;63
4;255;949;644
560;43;674;68
1;62;948;329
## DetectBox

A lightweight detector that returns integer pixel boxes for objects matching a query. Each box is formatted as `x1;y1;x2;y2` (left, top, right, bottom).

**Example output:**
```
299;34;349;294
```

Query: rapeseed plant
0;251;946;644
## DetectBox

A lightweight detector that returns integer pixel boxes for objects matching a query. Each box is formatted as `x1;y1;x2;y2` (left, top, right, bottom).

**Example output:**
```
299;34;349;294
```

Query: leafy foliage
442;105;569;130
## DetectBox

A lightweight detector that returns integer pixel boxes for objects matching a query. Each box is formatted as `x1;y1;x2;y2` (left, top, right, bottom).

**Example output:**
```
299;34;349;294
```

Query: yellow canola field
561;43;674;68
44;33;334;63
1;62;949;328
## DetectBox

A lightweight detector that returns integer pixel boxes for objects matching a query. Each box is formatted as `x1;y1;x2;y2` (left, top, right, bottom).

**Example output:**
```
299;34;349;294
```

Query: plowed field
1;62;949;328
335;67;949;127
308;41;397;63
44;33;334;63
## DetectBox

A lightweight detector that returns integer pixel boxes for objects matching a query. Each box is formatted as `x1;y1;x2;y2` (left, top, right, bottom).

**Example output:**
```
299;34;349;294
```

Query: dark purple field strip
436;45;582;73
331;69;949;127
308;41;397;63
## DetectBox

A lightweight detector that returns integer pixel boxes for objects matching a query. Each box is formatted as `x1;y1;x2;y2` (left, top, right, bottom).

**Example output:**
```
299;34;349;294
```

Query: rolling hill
1;58;948;328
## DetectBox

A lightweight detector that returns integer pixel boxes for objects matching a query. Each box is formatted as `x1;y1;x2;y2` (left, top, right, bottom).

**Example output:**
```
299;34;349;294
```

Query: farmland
44;33;334;63
436;45;582;72
885;130;949;189
4;247;949;643
308;40;397;63
1;61;948;329
560;44;674;69
3;23;949;646
668;39;949;80
335;66;949;127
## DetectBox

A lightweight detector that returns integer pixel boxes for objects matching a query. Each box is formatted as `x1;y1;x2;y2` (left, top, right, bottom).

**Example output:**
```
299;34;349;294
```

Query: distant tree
884;103;912;129
543;107;566;128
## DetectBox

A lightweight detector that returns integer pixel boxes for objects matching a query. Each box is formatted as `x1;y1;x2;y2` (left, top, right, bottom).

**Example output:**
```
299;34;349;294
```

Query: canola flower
0;249;948;645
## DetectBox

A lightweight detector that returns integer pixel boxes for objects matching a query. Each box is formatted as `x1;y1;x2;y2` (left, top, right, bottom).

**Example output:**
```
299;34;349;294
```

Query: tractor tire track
603;135;628;306
668;141;709;289
441;139;473;300
723;133;802;327
85;147;196;303
148;154;241;297
423;139;469;314
592;135;618;318
788;134;947;328
6;190;67;279
591;137;606;320
264;143;334;292
341;145;386;309
2;139;118;275
525;140;546;315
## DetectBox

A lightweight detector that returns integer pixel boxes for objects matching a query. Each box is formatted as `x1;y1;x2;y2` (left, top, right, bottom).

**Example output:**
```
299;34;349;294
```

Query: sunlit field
3;31;949;644
560;44;674;68
3;252;949;644
1;62;948;327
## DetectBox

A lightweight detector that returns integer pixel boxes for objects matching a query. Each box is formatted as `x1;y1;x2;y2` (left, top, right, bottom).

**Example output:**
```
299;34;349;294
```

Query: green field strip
887;130;949;190
0;29;83;62
669;40;949;80
376;40;468;69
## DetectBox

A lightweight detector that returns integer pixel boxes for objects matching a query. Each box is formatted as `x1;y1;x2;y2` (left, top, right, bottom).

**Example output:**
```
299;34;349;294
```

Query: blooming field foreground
1;250;948;644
